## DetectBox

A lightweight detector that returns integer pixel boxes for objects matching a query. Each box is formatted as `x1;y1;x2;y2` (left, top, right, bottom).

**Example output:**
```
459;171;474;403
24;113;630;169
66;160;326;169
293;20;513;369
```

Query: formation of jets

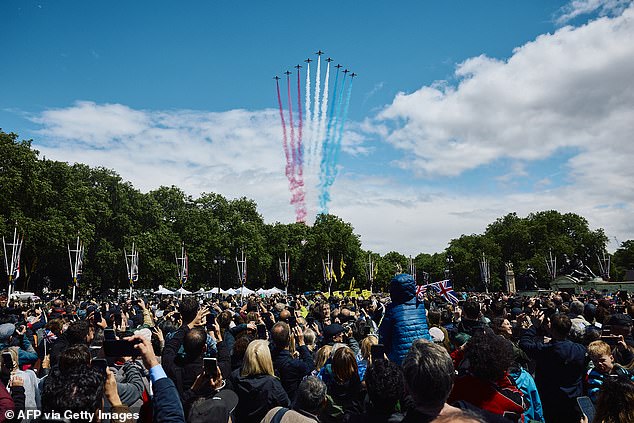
274;51;357;81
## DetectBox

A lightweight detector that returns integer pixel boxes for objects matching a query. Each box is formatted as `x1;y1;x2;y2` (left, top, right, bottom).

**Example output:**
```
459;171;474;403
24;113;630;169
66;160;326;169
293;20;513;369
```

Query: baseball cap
188;389;239;423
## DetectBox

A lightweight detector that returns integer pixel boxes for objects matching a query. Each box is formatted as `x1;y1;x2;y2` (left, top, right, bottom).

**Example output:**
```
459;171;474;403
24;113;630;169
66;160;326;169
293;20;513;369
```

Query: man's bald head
279;309;291;322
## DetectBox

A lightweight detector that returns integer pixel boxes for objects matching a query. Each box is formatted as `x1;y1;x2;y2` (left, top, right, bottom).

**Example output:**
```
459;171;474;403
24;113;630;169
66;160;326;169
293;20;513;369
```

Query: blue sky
2;0;634;255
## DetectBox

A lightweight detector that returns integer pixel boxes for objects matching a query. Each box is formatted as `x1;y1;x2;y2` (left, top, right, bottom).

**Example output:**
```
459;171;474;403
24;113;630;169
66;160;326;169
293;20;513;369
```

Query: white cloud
27;6;634;256
32;101;296;223
378;5;634;190
556;0;633;24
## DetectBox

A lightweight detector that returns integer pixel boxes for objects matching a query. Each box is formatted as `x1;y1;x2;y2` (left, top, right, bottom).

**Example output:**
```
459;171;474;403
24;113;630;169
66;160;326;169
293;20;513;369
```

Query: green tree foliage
612;240;634;281
0;130;616;295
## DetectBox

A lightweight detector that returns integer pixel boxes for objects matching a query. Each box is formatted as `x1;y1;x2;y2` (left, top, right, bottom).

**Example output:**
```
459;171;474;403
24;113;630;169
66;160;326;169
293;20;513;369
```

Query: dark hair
427;310;441;326
466;332;513;382
59;344;91;373
271;322;290;349
463;301;481;320
490;317;507;336
594;375;634;423
365;359;404;413
402;340;455;410
179;297;199;325
183;327;207;358
294;376;327;414
65;320;92;345
42;366;104;420
550;313;572;338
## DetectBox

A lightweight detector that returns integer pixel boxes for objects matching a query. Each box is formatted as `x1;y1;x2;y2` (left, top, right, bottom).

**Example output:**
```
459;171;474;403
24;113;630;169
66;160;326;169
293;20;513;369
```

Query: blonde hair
360;335;378;362
315;345;332;370
241;339;275;377
588;340;612;360
1;348;18;373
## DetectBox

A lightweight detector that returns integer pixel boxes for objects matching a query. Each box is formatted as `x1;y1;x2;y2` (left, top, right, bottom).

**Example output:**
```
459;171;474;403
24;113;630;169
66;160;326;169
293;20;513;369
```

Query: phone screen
104;328;116;341
103;339;141;357
371;344;385;361
601;335;619;346
257;324;267;339
287;307;297;328
204;357;218;376
91;358;108;376
577;396;595;423
2;353;13;370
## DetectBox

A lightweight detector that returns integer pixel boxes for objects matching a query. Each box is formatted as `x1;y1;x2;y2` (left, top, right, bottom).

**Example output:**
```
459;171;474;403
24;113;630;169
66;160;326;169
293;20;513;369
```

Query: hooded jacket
230;373;290;423
379;274;431;365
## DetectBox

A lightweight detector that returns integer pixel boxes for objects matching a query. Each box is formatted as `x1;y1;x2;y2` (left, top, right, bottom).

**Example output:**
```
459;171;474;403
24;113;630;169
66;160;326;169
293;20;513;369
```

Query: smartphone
601;335;619;346
287;307;297;328
173;312;181;321
371;344;386;361
257;324;267;340
104;328;116;341
103;339;141;357
114;313;123;328
91;358;108;376
363;326;372;337
577;396;595;423
204;357;218;377
94;311;102;323
2;352;13;370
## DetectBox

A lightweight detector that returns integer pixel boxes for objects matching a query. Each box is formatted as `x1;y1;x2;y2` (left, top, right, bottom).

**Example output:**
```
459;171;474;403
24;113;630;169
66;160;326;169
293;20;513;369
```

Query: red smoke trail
286;74;297;186
297;68;303;172
276;79;292;183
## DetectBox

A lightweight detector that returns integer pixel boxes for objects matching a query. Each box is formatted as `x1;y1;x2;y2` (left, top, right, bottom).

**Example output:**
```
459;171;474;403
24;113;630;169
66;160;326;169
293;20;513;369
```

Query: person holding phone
270;322;315;399
0;323;38;367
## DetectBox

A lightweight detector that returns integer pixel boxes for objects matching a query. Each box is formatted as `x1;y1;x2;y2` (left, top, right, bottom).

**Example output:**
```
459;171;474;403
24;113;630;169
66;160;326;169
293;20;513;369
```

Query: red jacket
449;372;525;422
0;381;15;423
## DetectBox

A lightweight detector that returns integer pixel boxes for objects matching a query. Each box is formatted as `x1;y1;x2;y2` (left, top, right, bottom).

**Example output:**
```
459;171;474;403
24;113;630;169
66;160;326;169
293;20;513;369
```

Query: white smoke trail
304;62;312;166
316;61;330;178
311;55;321;175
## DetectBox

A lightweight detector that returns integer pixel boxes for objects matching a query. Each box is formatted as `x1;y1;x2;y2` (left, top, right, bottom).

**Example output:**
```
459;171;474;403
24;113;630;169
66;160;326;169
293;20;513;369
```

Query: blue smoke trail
319;68;341;193
319;74;350;213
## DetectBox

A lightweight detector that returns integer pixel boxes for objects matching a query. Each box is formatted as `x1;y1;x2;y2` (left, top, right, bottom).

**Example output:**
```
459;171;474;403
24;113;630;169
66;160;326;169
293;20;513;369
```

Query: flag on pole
340;258;346;279
430;279;459;304
349;276;355;292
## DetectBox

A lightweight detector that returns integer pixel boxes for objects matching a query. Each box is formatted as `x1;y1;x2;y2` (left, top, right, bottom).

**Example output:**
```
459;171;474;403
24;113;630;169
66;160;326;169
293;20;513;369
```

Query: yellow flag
373;260;378;276
340;258;346;279
349;276;356;292
332;262;338;283
324;261;331;281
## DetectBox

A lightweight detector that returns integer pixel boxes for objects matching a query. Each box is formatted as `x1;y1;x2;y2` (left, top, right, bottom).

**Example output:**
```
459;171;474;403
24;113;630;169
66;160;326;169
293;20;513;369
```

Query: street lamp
214;255;226;295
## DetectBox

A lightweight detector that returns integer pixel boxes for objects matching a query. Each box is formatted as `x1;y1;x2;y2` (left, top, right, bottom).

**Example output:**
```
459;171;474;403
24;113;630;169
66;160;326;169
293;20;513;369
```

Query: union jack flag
416;284;427;301
431;279;460;304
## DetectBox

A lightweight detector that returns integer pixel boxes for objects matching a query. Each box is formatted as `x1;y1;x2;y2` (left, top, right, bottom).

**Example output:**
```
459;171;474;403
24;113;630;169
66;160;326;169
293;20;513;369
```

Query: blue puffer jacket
379;274;431;364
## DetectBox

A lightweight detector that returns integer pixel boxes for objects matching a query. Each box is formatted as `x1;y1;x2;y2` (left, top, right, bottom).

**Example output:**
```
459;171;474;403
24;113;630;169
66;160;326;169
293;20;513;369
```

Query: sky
2;0;634;256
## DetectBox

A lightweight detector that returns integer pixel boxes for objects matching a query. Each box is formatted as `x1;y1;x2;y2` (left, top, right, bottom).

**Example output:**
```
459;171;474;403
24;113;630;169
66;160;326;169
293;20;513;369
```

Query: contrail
304;61;312;166
286;72;296;185
320;65;341;194
319;73;349;213
311;55;321;170
316;60;330;173
297;67;303;172
275;78;292;185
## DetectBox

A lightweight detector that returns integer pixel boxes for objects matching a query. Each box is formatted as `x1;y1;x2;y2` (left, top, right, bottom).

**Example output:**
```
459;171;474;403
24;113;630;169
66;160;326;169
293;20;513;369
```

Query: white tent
175;287;192;295
255;288;267;296
206;287;231;295
153;285;174;295
234;286;255;296
267;287;286;295
193;288;207;295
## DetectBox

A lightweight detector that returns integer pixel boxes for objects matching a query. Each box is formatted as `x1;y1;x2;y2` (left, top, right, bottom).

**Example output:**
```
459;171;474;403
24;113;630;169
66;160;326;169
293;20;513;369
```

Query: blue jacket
510;366;544;422
379;274;431;365
151;366;185;423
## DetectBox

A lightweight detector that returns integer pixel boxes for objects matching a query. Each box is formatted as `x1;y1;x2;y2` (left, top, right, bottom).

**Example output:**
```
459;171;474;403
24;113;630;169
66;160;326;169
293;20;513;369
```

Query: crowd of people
0;273;632;423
